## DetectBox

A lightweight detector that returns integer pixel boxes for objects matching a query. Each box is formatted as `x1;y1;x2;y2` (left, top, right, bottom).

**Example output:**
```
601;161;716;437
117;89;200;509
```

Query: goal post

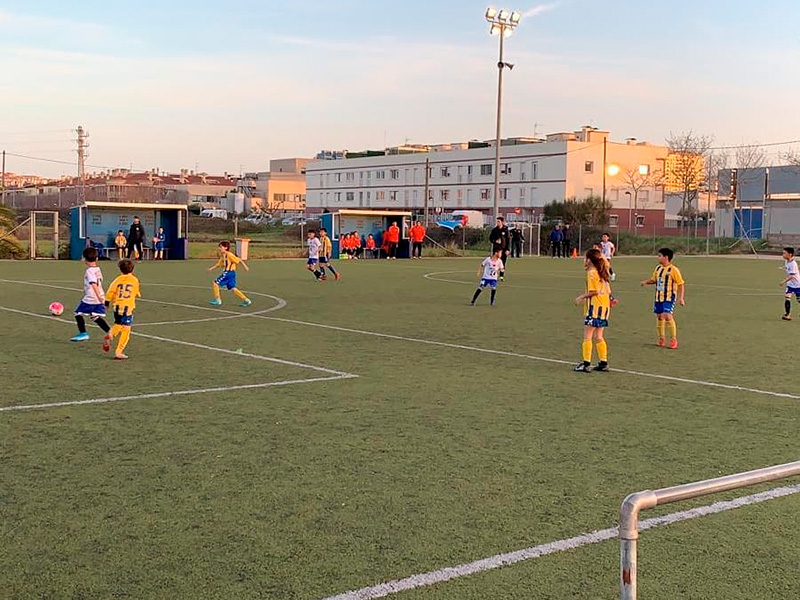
29;211;59;260
619;460;800;600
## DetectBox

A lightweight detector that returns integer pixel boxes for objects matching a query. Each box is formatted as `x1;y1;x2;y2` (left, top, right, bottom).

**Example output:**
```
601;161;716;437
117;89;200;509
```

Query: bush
0;206;24;259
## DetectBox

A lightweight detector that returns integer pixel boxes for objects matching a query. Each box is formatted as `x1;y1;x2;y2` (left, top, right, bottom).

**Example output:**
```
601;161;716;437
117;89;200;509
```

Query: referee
489;216;511;280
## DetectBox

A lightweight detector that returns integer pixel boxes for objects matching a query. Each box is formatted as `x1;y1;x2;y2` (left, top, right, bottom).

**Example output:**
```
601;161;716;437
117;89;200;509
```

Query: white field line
4;278;797;400
1;375;354;413
319;483;800;600
0;305;356;378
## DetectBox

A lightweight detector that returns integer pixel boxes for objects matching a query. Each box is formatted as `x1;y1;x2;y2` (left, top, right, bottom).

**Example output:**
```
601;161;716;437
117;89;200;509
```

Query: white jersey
786;259;800;288
308;237;321;259
481;257;503;281
82;266;105;304
600;241;615;260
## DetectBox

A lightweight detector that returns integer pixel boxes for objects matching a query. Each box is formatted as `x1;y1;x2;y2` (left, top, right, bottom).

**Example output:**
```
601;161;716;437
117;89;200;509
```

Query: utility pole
492;29;505;221
423;157;430;226
1;150;5;207
602;136;607;204
76;126;89;205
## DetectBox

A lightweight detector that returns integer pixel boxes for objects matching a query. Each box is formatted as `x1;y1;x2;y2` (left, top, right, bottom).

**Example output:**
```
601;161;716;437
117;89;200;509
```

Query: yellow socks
117;326;131;354
596;340;608;362
657;319;666;339
668;319;678;340
233;288;249;301
582;340;593;363
212;282;221;300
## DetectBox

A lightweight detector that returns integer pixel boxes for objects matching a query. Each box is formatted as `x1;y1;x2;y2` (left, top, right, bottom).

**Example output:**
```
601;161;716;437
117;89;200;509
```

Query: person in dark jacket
128;216;146;261
550;225;563;258
510;226;525;258
562;223;573;258
489;216;511;279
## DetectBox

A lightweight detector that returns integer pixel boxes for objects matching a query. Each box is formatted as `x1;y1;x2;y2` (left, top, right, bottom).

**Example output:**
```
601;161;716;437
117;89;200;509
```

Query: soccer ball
49;302;64;316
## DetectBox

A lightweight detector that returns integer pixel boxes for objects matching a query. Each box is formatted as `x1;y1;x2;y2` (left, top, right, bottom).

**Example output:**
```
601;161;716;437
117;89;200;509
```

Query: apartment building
306;127;670;231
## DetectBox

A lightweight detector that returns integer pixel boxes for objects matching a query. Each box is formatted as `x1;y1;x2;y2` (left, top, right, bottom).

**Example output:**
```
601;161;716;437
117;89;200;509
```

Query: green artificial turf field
2;255;800;599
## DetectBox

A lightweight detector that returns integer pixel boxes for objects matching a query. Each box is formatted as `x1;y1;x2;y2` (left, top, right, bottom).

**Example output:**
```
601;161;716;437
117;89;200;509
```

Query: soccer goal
619;460;800;600
28;211;60;260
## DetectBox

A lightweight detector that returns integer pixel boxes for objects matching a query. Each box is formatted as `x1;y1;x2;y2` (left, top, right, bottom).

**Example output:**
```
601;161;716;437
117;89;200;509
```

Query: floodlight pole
493;29;505;221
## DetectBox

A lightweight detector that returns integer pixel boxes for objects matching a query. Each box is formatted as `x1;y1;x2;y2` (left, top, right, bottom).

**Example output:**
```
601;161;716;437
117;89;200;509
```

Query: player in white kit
781;247;800;321
307;230;323;281
471;249;503;306
601;233;616;281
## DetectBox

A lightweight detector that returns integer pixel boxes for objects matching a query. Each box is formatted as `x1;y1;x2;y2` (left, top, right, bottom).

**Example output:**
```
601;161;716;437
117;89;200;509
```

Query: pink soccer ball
49;302;64;316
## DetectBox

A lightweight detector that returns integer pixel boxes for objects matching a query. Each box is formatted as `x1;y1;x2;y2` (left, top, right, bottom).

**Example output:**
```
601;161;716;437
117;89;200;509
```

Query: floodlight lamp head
490;23;502;35
498;9;510;21
503;26;514;37
510;11;522;24
485;7;498;21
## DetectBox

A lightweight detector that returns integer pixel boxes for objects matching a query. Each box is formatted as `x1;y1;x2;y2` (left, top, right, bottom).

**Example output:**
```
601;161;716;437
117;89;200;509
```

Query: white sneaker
611;273;616;282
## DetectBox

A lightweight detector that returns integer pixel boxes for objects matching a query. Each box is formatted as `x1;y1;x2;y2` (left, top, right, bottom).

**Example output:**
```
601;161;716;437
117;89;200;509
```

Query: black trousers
562;240;571;257
412;242;423;257
128;240;143;259
511;240;522;258
551;243;562;257
388;242;397;258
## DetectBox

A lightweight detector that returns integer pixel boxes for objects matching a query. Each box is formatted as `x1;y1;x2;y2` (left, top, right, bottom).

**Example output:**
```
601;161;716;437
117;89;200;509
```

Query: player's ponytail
586;249;610;282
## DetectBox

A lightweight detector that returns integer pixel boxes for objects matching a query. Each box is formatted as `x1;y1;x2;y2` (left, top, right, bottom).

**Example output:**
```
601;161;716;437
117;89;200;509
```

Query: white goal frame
29;211;59;260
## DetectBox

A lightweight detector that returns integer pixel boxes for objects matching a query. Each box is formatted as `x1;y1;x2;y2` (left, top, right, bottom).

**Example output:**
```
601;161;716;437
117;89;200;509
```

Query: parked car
200;209;228;219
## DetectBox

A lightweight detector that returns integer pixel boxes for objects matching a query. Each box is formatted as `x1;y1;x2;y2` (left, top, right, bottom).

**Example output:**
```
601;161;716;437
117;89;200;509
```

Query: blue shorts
155;242;164;250
584;316;609;328
215;270;237;290
786;287;800;298
307;258;319;266
75;302;106;317
654;301;675;315
114;310;134;326
319;256;330;264
480;278;498;289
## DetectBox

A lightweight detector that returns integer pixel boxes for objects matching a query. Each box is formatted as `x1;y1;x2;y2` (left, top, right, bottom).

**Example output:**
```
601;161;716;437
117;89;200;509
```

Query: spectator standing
550;225;563;258
510;226;525;258
386;221;400;260
128;216;146;261
562;224;573;258
489;216;511;280
409;221;426;259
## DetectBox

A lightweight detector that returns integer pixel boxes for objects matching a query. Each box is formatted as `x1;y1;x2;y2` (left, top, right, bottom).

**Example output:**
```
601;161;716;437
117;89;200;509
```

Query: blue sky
2;0;799;177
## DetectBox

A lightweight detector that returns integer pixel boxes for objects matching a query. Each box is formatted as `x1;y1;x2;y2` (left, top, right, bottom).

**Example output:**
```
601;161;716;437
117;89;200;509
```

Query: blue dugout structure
319;209;412;257
69;202;189;260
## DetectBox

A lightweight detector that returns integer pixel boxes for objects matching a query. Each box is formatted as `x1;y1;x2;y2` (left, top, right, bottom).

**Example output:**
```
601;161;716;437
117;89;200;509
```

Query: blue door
734;208;763;239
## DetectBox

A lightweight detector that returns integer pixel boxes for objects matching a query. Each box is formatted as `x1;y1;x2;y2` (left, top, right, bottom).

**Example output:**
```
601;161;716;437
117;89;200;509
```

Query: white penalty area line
320;483;800;600
0;375;355;413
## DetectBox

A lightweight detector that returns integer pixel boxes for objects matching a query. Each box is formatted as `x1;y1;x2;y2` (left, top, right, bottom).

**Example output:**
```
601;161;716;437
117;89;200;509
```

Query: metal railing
619;460;800;600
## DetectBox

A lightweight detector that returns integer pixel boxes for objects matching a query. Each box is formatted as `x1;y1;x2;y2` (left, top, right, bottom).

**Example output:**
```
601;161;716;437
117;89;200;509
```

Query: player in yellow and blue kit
208;241;251;306
103;258;141;360
641;247;686;349
573;248;612;372
318;228;340;281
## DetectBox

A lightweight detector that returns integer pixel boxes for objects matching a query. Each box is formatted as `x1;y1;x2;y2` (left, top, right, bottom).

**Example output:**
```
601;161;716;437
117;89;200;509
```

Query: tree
780;150;800;166
666;131;713;230
619;163;665;231
0;206;24;259
543;196;611;227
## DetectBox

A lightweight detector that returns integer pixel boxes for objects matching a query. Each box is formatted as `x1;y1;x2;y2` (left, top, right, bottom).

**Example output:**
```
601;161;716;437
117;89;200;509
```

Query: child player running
318;228;340;281
306;229;323;281
573;248;612;373
780;246;800;321
600;233;616;281
471;249;503;306
70;247;112;342
207;241;251;306
103;258;141;360
641;247;685;348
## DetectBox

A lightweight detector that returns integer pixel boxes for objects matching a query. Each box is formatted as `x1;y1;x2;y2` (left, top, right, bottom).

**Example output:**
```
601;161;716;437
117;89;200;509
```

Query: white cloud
523;3;560;18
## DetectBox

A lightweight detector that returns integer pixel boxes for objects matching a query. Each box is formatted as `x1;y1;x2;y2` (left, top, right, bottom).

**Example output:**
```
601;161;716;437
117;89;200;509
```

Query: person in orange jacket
386;221;400;260
409;221;426;259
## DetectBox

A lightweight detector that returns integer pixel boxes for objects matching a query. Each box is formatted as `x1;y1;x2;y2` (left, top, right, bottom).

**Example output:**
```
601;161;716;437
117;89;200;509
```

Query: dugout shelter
319;209;413;257
69;202;189;260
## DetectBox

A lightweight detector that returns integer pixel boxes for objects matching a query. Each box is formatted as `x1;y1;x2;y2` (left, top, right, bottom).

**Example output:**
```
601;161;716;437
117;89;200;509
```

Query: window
390;169;399;180
532;162;539;180
635;214;646;228
480;164;493;176
346;172;354;181
467;165;474;175
358;191;363;202
500;163;511;175
366;171;371;179
500;188;509;200
609;214;619;227
376;170;386;180
638;164;650;176
441;167;450;178
611;189;620;202
480;188;491;200
360;171;365;179
334;192;342;202
441;189;450;201
584;161;594;173
91;214;102;226
519;188;526;199
346;192;354;202
457;189;464;200
335;173;342;182
118;215;128;226
640;190;650;204
389;191;398;201
376;191;386;200
366;191;371;200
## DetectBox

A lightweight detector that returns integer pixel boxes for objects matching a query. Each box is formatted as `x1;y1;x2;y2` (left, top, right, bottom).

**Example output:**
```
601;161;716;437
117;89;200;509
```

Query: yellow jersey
106;273;141;314
114;234;127;248
586;268;611;321
320;236;332;257
215;251;242;271
652;264;685;303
